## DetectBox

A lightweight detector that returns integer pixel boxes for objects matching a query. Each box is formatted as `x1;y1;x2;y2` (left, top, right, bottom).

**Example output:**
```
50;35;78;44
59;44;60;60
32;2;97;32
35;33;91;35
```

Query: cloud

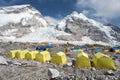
76;0;120;19
44;16;60;26
81;10;89;16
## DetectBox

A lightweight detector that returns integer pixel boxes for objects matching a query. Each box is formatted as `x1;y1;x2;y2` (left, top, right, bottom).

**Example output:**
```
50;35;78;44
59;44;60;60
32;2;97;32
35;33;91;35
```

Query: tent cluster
36;45;54;51
8;50;67;65
65;47;79;52
75;50;116;70
8;49;116;70
8;50;51;62
92;47;120;53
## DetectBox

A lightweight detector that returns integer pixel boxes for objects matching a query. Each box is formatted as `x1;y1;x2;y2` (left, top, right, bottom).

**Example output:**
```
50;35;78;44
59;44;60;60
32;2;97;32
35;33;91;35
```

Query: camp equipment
8;50;20;58
35;51;51;62
36;45;54;51
110;47;120;53
103;47;110;53
25;51;39;60
92;52;116;70
75;51;91;68
65;48;70;52
93;48;101;52
15;50;29;59
51;52;67;65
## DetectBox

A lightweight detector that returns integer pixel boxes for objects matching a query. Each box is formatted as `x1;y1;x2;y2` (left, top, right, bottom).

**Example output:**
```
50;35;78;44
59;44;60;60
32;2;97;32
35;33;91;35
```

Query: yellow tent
25;51;39;60
51;52;67;65
103;49;109;53
8;50;20;58
35;51;51;62
15;50;29;59
92;52;116;70
75;52;91;68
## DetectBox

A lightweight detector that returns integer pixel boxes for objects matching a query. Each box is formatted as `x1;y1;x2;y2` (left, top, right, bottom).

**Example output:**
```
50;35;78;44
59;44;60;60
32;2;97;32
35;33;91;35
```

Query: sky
0;0;120;26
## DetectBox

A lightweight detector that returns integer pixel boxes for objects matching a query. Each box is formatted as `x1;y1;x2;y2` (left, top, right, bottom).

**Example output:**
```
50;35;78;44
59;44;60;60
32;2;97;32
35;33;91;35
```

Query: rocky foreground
0;42;120;80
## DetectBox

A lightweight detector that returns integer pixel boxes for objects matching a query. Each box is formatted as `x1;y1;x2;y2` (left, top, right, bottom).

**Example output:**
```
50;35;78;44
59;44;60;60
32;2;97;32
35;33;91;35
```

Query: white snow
2;4;31;9
57;11;115;39
0;13;33;26
2;29;18;36
0;4;47;27
81;36;94;43
15;27;70;42
35;17;48;27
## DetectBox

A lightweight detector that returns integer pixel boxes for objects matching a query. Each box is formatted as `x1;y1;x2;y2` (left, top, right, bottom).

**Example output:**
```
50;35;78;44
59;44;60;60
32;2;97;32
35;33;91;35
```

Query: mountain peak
0;4;32;9
0;4;48;39
69;11;88;20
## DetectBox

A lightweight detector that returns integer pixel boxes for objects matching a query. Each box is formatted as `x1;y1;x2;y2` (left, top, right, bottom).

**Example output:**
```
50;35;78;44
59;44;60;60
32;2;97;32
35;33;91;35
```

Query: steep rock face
56;11;120;42
0;4;48;38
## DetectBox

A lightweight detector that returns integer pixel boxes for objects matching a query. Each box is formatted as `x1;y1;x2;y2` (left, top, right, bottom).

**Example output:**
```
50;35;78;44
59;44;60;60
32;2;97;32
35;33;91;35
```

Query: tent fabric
92;52;116;70
25;51;39;60
70;48;79;50
65;48;70;52
35;51;51;62
45;45;54;48
103;48;109;53
75;52;91;68
93;48;101;52
36;46;46;51
51;52;67;65
113;47;120;53
8;50;20;58
15;50;29;59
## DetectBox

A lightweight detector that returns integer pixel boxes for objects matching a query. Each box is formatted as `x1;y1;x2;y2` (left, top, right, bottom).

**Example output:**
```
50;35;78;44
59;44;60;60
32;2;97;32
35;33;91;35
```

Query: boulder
0;56;8;65
48;68;60;79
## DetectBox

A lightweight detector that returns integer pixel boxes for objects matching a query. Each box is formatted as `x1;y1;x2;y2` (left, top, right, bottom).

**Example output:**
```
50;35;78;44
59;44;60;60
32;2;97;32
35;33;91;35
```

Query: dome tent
35;51;51;62
8;50;20;58
75;51;91;68
51;52;67;65
25;51;39;60
92;52;116;70
15;50;29;59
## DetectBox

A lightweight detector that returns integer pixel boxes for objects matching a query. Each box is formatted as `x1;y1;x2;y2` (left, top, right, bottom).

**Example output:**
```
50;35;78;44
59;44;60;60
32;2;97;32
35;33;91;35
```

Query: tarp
25;51;39;60
35;51;51;62
92;52;116;70
70;48;79;50
45;45;54;48
75;52;91;68
36;46;46;51
93;48;101;52
51;52;67;65
15;50;29;59
112;47;120;53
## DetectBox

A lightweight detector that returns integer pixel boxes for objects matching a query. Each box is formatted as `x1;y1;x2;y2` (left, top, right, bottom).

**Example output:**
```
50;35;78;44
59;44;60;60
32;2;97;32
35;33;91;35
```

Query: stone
0;56;8;65
91;67;96;71
105;70;115;76
48;68;60;79
66;62;72;67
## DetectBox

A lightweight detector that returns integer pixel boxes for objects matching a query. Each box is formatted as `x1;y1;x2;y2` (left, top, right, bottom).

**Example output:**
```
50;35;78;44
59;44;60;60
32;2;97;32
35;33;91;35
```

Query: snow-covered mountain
56;11;120;44
0;4;48;39
0;4;119;46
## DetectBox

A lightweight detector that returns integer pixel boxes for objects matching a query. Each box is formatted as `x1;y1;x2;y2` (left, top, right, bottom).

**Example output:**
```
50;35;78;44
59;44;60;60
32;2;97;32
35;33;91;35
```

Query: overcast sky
0;0;120;26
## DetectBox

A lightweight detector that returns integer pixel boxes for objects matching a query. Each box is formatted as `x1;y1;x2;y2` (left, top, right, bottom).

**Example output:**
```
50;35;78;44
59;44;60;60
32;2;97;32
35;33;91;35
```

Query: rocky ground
0;42;120;80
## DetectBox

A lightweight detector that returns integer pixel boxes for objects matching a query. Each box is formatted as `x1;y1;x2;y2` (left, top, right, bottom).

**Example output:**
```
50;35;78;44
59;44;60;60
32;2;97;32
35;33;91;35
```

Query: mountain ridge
0;5;119;46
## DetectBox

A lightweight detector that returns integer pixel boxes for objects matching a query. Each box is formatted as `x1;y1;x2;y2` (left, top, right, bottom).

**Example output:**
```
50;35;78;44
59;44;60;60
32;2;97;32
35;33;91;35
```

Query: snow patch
0;13;33;26
15;27;70;42
2;29;18;36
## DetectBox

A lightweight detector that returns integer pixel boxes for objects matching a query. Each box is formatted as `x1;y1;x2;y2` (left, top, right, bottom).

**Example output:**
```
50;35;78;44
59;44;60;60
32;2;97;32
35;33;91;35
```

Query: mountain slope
56;11;120;43
0;4;48;38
